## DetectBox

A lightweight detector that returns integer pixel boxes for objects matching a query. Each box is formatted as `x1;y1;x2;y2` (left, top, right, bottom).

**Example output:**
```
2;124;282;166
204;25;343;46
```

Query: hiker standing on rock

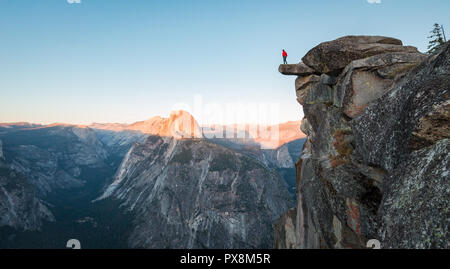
282;49;288;64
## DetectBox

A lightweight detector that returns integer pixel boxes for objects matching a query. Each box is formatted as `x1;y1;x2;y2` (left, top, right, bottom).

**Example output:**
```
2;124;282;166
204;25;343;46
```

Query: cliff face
98;137;294;248
0;139;54;231
276;36;449;249
97;112;294;249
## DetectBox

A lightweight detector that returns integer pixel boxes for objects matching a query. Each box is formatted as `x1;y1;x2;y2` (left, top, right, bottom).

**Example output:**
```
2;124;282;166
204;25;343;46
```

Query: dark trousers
283;56;287;64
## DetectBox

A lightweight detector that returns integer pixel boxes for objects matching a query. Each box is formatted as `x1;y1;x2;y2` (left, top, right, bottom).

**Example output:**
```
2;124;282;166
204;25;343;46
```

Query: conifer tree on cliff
427;23;446;54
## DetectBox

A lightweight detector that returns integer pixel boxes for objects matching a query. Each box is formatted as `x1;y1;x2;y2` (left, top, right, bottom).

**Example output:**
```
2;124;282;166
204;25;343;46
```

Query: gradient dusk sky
1;0;449;125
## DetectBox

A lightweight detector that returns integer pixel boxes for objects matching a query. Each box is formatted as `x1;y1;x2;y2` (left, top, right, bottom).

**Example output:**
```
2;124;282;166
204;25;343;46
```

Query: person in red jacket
282;49;288;64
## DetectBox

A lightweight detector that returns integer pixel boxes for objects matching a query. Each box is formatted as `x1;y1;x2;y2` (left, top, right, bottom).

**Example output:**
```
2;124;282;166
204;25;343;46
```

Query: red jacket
282;50;287;57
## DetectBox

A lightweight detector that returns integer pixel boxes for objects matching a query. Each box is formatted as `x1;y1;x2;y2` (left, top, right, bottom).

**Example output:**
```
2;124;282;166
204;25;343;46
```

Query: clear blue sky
1;0;449;125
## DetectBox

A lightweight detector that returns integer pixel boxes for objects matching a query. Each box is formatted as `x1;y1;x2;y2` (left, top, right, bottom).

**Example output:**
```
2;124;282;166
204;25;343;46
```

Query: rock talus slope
277;36;449;249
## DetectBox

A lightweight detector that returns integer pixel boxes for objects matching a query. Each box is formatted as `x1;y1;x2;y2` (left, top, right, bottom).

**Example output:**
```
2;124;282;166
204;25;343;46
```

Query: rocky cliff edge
275;36;449;249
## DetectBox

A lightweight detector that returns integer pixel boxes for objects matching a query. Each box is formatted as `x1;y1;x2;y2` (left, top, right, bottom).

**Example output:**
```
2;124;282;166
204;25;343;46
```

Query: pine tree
427;23;446;54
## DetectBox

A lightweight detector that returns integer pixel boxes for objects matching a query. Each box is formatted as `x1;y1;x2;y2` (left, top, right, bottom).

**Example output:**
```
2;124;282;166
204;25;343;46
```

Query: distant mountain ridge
1;110;305;149
202;120;305;149
90;110;203;139
0;111;301;248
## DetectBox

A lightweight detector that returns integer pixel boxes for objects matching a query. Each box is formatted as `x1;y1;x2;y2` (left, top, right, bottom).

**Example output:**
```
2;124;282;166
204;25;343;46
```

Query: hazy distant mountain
0;123;43;130
202;120;305;149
